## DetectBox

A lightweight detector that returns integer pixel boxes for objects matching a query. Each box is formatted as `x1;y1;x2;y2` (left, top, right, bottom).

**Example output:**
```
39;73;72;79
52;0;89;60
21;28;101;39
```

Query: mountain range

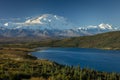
0;14;119;38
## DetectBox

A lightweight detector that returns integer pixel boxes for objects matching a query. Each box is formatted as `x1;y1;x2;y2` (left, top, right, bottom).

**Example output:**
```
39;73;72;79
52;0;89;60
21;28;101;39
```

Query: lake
31;48;120;72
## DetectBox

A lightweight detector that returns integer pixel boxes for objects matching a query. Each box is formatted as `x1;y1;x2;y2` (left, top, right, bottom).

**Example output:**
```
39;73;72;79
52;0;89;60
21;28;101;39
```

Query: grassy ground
0;31;120;80
0;48;36;60
0;58;120;80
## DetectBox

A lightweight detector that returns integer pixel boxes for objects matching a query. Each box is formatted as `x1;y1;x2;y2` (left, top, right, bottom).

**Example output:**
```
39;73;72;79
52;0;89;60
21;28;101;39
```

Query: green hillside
35;31;120;50
1;58;120;80
58;31;120;49
0;31;120;80
1;31;120;50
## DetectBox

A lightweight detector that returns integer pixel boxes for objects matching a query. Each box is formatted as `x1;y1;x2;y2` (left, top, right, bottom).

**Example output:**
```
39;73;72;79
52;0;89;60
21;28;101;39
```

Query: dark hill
1;31;120;50
37;31;120;50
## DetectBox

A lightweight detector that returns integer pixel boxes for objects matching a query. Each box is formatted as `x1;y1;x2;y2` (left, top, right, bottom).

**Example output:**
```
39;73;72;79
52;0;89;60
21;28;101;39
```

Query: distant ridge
0;31;119;50
36;31;120;50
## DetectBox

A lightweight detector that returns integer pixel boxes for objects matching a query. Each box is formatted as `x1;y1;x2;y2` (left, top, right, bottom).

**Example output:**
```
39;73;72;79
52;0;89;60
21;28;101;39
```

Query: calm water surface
31;48;120;72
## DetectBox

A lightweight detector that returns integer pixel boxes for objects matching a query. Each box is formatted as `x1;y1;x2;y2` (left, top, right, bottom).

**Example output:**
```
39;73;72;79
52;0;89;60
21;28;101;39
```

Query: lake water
31;48;120;72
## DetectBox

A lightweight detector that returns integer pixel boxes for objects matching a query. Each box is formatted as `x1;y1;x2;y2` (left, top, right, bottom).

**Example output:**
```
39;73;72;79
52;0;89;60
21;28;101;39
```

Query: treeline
0;59;120;80
0;31;120;50
26;31;120;50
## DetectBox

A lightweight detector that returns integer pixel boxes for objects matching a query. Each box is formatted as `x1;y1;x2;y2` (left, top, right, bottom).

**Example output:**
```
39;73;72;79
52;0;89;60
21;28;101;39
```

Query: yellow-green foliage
0;48;36;60
32;31;120;50
0;31;120;80
1;31;120;50
0;59;120;80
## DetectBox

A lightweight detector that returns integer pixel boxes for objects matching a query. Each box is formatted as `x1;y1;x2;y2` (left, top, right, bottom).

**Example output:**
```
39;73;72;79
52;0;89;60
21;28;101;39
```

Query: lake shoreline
31;47;120;73
32;46;120;52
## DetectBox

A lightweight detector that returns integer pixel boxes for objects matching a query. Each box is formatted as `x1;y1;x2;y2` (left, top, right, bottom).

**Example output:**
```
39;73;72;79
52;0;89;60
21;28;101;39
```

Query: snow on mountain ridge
98;23;112;30
1;14;119;32
0;14;119;38
4;23;8;26
78;23;115;30
2;14;75;30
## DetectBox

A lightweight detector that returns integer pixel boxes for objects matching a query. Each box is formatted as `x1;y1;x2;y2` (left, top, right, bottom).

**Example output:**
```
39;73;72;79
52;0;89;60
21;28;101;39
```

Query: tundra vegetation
0;31;120;80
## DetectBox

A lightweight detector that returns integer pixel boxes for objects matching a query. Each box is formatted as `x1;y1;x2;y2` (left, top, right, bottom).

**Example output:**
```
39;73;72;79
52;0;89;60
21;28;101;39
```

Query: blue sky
0;0;120;27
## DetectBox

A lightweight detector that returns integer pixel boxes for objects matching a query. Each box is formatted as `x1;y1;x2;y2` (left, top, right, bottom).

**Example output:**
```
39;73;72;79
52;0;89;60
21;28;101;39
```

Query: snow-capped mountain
3;14;75;30
0;14;119;38
78;23;113;30
77;23;118;35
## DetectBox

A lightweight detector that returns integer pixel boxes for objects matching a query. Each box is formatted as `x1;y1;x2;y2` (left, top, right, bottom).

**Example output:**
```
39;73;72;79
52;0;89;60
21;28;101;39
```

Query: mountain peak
0;14;119;38
78;23;114;30
2;14;74;30
98;23;113;30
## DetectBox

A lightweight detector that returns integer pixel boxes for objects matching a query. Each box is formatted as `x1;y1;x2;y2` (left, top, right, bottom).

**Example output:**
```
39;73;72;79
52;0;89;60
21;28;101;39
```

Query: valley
0;42;120;80
1;0;120;80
